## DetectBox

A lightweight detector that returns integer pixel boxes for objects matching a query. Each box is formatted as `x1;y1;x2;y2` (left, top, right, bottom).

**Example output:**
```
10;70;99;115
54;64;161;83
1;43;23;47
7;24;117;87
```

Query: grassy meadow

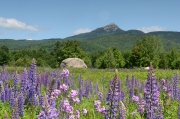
0;64;179;119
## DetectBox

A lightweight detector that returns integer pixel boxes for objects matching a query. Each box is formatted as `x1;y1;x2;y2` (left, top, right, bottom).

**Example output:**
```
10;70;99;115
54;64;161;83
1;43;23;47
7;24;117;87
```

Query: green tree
168;49;180;69
112;47;125;68
0;46;11;65
159;53;169;69
130;36;162;68
51;40;91;67
95;47;125;68
122;51;132;68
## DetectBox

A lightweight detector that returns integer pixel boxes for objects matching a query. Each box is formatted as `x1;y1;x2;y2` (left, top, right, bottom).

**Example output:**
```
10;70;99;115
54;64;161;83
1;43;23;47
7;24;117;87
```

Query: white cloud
138;26;166;33
0;17;40;31
73;28;91;35
26;39;33;40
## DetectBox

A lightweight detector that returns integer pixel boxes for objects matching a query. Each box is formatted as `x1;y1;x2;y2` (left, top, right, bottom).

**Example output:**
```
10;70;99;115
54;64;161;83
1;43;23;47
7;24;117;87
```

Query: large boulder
60;58;87;68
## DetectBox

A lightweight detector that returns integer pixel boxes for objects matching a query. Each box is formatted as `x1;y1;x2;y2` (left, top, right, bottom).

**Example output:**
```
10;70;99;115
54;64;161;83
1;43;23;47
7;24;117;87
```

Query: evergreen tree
130;36;163;68
0;46;11;65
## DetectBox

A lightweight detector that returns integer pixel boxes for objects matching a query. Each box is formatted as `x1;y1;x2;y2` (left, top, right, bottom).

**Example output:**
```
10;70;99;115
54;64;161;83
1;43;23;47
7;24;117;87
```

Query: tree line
0;36;180;69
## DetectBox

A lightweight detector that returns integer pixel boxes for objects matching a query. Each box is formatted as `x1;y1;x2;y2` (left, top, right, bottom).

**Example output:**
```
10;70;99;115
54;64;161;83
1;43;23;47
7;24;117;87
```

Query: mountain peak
103;22;120;32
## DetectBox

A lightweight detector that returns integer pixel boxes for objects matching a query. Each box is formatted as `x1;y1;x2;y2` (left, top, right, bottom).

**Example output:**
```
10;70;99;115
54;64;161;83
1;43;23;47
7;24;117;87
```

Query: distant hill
0;23;180;52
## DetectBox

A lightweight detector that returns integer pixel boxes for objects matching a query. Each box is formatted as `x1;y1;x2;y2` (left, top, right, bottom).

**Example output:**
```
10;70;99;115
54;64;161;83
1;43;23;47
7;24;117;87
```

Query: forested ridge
0;36;180;69
0;33;180;52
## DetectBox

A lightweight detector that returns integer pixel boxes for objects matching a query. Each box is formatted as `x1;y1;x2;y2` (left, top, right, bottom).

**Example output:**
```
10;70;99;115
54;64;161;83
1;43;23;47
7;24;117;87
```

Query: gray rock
60;58;87;68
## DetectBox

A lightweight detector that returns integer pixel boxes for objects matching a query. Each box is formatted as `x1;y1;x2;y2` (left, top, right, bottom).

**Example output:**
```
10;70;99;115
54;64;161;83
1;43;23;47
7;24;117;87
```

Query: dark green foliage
51;40;91;67
159;53;169;69
0;46;11;65
1;30;180;53
131;36;162;68
95;47;125;68
168;49;180;69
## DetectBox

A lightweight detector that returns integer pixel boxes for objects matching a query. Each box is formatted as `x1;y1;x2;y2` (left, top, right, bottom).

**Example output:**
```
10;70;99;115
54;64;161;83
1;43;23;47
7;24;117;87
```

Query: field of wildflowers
0;59;179;119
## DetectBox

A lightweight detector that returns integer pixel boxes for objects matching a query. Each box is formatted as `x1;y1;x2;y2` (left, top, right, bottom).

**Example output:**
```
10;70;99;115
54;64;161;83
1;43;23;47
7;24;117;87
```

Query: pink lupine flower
162;86;167;92
83;108;87;115
98;92;103;99
68;90;78;99
60;84;69;91
73;97;80;103
60;69;69;78
132;95;139;103
52;89;61;97
94;100;101;107
75;110;80;119
62;99;74;114
97;106;106;114
69;115;75;119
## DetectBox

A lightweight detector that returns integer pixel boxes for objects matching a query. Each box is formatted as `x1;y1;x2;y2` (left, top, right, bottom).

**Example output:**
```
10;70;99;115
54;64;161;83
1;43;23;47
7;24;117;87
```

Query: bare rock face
60;58;87;68
103;22;119;32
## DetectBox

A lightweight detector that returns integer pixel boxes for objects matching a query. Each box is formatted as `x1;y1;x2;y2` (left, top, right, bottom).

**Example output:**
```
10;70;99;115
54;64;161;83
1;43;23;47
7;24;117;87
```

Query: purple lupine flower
167;83;173;99
60;69;69;79
78;75;83;89
94;100;106;114
4;84;9;101
8;87;12;101
98;92;103;100
20;68;28;95
97;106;106;114
132;75;135;86
35;95;39;106
18;93;25;117
126;75;130;87
60;84;69;91
129;86;134;100
161;78;166;86
37;94;59;119
48;79;55;96
173;73;179;100
68;115;75;119
10;92;15;108
105;69;120;119
79;88;83;102
39;94;44;107
84;81;91;98
0;89;5;102
75;110;80;119
144;63;163;119
0;81;3;93
48;96;56;108
42;73;48;91
13;72;20;98
72;97;80;104
94;100;101;107
119;101;126;119
132;95;139;103
57;80;60;89
51;89;61;98
62;99;74;114
12;98;19;119
51;70;57;79
137;96;146;116
28;59;37;105
68;90;78;99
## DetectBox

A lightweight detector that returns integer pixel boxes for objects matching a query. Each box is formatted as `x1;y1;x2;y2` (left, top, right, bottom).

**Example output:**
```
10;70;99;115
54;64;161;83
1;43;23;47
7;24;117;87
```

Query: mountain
0;23;180;52
66;23;155;40
66;23;126;39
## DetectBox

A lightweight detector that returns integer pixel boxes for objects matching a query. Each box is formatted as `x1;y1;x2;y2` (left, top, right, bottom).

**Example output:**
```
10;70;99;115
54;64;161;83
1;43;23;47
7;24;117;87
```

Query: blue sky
0;0;180;40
